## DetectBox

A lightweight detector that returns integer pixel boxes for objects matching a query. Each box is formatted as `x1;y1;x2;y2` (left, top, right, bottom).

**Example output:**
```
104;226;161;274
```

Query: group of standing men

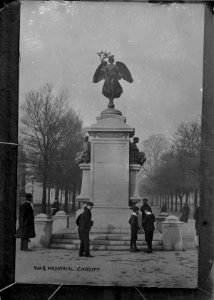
129;198;155;253
76;199;155;257
17;194;155;256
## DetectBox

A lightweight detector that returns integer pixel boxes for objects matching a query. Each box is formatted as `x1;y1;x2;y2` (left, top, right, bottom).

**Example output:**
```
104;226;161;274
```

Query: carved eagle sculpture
93;53;133;108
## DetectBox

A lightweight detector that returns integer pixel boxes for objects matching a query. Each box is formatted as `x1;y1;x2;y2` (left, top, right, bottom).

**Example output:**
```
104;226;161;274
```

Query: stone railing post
156;212;169;233
52;210;70;233
30;213;53;248
162;215;184;251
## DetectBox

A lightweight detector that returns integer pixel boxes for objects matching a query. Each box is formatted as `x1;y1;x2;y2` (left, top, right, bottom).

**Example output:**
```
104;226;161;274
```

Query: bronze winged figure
93;51;133;109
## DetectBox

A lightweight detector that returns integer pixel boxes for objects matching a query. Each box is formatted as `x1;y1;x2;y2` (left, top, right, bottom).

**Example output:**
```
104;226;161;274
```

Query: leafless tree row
139;120;201;211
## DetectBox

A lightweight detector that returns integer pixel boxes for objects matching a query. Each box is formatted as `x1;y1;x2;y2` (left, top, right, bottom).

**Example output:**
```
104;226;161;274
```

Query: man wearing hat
140;198;152;227
129;206;140;252
76;202;94;257
17;193;36;251
143;207;155;253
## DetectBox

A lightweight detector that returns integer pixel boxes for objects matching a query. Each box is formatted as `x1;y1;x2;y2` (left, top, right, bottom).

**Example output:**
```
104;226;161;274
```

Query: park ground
15;206;198;288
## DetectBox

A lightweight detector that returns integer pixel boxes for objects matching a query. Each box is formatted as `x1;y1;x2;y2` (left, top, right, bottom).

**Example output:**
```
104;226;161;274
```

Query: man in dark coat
76;202;94;257
194;206;200;247
51;199;60;215
18;193;36;251
160;203;167;212
179;202;190;223
140;198;152;226
129;206;140;252
143;207;155;253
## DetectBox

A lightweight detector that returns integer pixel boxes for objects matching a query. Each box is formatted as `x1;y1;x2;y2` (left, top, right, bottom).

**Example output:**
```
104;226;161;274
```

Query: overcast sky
19;1;204;142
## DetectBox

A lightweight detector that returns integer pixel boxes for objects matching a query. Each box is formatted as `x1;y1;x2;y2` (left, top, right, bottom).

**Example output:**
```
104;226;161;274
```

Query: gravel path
15;241;197;287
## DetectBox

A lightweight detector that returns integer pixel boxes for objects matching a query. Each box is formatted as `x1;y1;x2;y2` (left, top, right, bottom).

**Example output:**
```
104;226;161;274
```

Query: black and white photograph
13;0;205;288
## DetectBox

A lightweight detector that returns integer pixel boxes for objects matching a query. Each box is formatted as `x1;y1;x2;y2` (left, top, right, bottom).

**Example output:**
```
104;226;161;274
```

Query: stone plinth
30;213;53;248
91;206;131;230
76;164;91;204
84;109;135;230
129;164;142;206
52;210;69;233
156;212;169;233
162;215;184;251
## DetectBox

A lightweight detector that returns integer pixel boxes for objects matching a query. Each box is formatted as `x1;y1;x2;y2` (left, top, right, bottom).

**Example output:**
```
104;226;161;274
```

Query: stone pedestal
83;109;135;230
129;164;142;206
30;213;53;248
156;212;169;233
52;210;69;233
162;215;184;251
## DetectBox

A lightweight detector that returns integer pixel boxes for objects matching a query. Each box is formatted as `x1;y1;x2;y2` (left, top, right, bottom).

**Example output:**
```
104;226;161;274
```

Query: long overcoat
140;203;152;222
18;201;36;238
179;205;190;223
143;213;155;232
76;207;93;233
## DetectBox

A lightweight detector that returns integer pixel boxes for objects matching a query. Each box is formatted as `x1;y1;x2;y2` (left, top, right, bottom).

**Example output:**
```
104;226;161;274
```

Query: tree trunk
64;185;69;213
55;185;59;201
42;173;47;213
179;193;183;212
60;190;63;205
164;194;167;208
47;187;51;216
72;184;76;213
194;189;198;209
185;192;189;204
175;192;178;212
159;195;162;208
165;194;169;210
170;193;173;211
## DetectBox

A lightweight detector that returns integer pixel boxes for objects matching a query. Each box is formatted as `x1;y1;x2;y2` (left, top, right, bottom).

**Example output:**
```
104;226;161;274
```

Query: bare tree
50;109;84;213
173;120;201;207
21;83;68;213
138;134;169;198
141;134;169;176
139;121;201;211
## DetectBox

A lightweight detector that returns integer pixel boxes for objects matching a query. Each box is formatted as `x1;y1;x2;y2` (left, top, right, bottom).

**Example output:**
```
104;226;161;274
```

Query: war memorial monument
32;53;182;253
76;52;145;231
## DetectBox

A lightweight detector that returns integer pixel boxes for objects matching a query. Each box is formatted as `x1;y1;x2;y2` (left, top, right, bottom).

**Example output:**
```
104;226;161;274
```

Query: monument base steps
50;230;163;251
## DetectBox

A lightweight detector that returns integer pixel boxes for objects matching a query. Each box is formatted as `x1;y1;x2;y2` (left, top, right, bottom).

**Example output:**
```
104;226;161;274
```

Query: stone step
51;238;163;246
50;229;163;251
55;227;160;235
51;232;162;241
50;243;163;251
90;228;145;234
